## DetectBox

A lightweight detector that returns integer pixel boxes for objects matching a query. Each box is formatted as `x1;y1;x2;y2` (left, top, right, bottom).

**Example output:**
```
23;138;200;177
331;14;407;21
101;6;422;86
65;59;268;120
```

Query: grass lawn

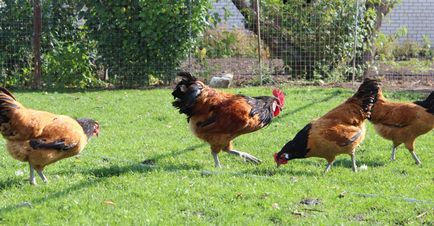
0;86;432;225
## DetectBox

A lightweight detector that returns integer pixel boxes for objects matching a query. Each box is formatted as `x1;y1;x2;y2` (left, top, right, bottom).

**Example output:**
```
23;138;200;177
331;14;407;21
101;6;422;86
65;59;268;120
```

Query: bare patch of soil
180;57;433;92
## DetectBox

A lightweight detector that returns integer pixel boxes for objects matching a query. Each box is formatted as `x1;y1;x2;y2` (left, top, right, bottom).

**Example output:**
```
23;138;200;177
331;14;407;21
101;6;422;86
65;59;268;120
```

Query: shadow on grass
0;144;207;214
239;167;318;177
333;158;385;169
0;178;26;191
274;90;343;123
0;162;205;214
0;176;110;214
145;143;207;163
292;157;386;169
79;161;205;178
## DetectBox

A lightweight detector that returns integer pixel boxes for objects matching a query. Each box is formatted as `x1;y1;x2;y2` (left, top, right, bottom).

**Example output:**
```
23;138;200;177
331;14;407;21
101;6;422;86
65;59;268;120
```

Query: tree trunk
231;0;309;78
32;0;42;89
362;0;394;78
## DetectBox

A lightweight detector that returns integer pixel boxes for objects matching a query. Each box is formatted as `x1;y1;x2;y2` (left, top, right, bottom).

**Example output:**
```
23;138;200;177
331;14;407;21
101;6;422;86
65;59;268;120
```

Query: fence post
256;0;262;85
352;0;360;85
32;0;42;89
188;0;192;70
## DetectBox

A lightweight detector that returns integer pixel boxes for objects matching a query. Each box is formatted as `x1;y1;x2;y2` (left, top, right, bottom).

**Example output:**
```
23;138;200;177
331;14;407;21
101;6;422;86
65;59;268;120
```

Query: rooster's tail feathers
0;87;16;100
0;87;19;124
414;91;434;114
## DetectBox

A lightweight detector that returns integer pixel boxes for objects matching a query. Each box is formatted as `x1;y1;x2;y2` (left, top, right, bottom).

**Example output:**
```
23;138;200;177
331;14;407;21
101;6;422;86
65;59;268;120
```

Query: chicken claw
228;150;262;164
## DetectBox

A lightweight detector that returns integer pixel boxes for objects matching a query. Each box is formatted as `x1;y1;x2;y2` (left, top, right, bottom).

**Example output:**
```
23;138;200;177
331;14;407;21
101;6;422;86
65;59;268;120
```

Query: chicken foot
324;161;334;174
409;151;421;165
212;152;221;168
29;163;48;185
390;145;397;161
37;170;48;183
227;150;262;164
351;152;358;172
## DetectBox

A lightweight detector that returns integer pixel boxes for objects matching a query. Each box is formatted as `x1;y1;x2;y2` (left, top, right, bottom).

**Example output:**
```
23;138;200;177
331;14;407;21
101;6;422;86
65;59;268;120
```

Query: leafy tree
81;0;210;87
232;0;398;80
42;0;101;88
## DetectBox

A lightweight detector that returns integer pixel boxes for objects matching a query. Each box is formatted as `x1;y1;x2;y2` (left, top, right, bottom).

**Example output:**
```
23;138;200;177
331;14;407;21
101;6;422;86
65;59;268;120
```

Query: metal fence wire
0;0;433;89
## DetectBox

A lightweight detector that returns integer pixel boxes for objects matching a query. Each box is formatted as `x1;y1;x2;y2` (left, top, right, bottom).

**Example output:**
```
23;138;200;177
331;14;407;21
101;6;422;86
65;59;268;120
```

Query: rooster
0;87;99;184
274;78;379;173
369;89;433;164
172;72;285;167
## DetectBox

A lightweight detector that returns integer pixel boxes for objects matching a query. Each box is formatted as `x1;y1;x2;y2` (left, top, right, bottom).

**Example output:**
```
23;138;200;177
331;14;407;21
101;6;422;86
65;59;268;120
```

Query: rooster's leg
409;151;421;165
390;146;397;161
351;152;358;172
37;170;48;183
29;164;36;185
405;141;421;165
324;161;334;174
227;150;262;164
391;142;400;161
212;152;221;168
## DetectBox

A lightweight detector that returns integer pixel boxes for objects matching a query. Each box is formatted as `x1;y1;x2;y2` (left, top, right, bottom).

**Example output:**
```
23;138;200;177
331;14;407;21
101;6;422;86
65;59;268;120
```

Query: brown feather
370;91;434;149
0;87;95;174
172;72;281;164
275;78;380;170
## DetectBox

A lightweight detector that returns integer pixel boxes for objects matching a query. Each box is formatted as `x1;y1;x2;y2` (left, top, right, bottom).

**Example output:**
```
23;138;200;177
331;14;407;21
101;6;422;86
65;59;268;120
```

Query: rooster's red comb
272;89;285;107
273;152;288;166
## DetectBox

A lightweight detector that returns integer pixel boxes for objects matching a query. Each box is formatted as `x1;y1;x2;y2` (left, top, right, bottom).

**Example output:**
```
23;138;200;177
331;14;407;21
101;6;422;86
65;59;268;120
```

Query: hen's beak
273;153;281;168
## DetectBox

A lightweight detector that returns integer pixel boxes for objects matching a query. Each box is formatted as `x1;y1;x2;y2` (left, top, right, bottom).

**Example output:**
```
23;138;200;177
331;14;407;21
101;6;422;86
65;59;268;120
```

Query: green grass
0;86;433;225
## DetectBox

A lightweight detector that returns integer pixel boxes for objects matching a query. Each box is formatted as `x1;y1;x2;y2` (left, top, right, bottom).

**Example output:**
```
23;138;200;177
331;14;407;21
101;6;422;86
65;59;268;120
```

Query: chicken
369;89;434;164
0;87;99;184
274;78;380;173
172;72;285;167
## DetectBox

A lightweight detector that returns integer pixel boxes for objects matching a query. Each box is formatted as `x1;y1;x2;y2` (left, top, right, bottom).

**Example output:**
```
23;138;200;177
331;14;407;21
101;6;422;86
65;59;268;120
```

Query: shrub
197;27;269;59
0;0;104;88
393;40;421;60
82;0;211;86
375;29;433;61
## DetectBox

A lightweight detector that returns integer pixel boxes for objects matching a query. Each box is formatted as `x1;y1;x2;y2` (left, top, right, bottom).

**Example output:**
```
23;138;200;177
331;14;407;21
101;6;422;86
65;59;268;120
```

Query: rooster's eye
180;85;187;92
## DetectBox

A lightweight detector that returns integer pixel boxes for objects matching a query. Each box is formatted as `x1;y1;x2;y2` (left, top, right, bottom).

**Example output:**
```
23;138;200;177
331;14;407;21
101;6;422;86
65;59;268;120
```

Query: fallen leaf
104;200;115;206
272;203;280;209
291;210;304;216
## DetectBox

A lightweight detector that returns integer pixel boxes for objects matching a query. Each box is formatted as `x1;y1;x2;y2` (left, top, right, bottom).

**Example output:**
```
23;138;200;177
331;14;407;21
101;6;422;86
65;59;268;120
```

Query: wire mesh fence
366;0;434;88
0;0;433;89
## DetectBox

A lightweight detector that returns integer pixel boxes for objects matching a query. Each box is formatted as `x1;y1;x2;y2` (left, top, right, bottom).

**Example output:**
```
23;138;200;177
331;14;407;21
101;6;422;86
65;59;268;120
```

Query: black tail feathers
414;91;434;114
0;87;16;101
0;87;19;124
354;78;380;117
